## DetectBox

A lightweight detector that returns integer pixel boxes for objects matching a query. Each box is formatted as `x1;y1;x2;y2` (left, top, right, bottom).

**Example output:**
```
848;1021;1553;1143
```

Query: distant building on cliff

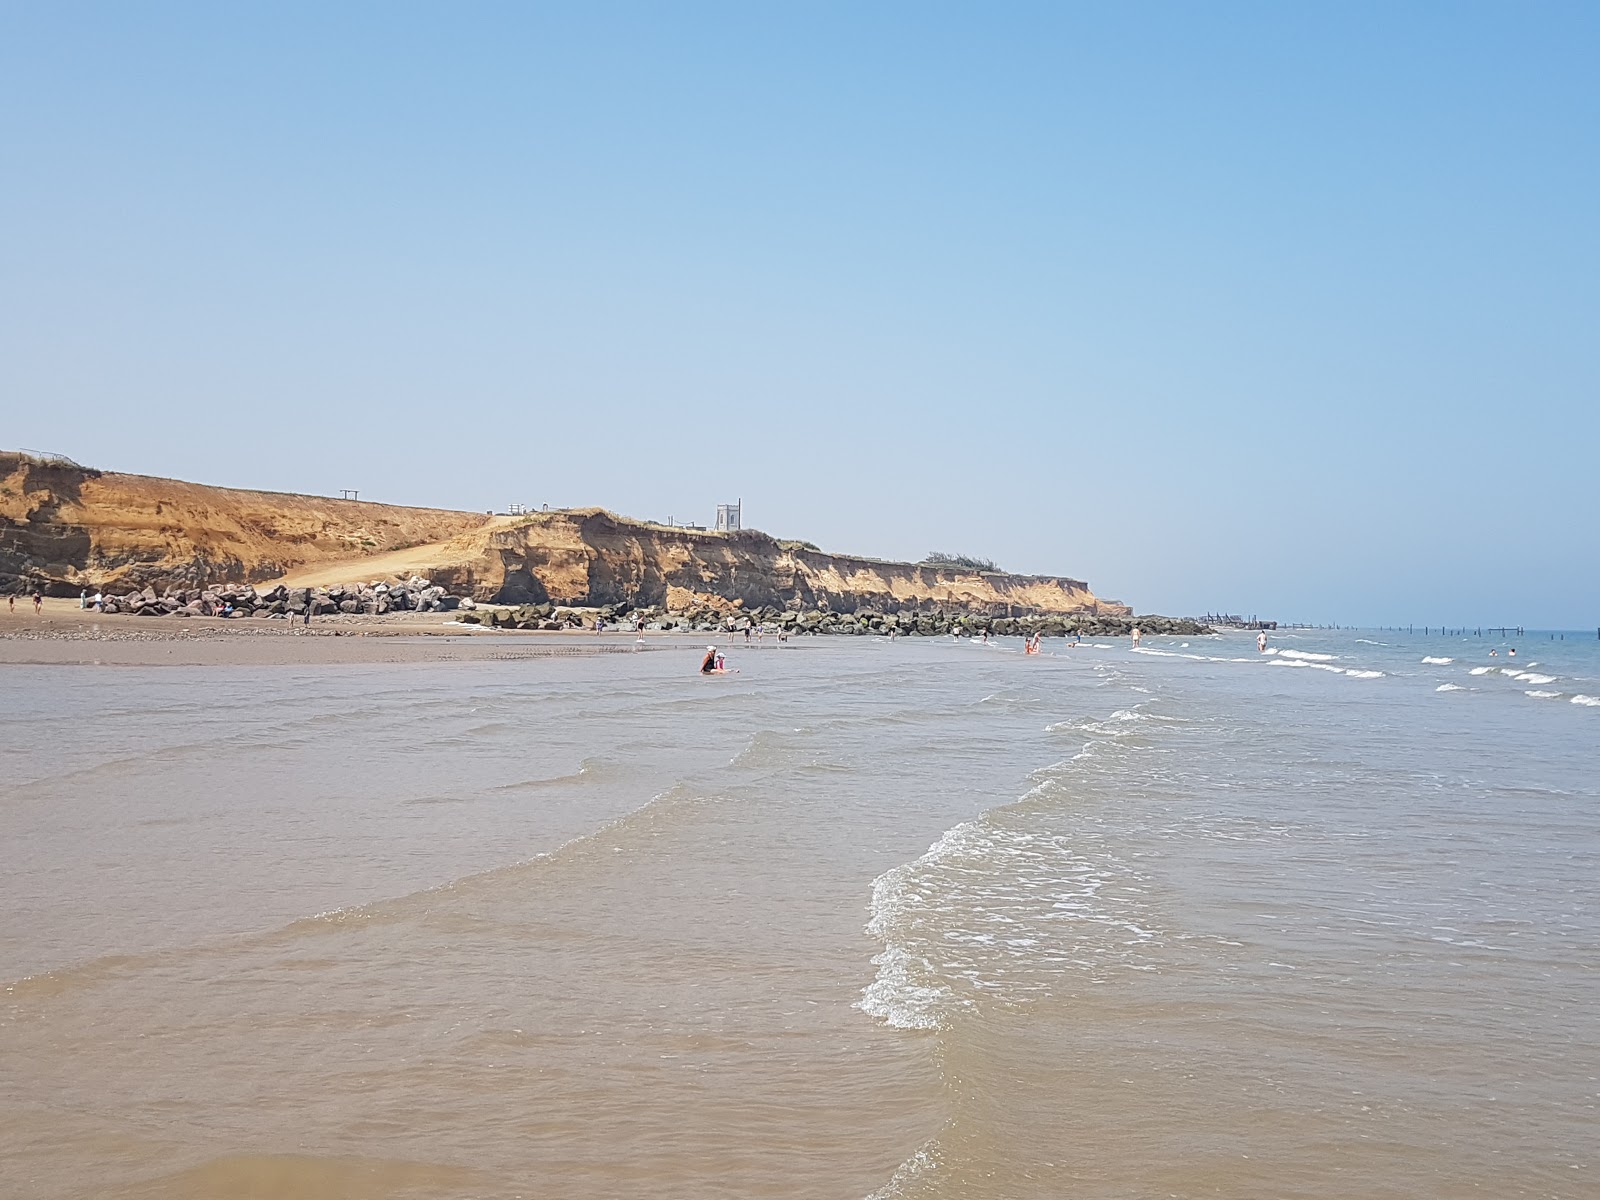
715;500;742;532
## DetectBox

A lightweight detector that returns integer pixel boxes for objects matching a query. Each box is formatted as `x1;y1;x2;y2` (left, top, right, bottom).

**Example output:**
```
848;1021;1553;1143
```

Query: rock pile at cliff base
93;576;470;618
460;601;1210;638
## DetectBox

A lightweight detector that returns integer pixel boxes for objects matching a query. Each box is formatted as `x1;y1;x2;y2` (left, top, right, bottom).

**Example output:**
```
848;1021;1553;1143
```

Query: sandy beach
0;598;718;667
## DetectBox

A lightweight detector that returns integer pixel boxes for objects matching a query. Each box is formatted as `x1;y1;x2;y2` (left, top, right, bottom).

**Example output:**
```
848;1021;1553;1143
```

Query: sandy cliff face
0;454;491;593
332;510;1128;616
1;455;1128;615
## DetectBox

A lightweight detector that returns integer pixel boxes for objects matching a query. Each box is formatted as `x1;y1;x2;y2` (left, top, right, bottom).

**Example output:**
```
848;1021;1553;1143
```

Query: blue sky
3;2;1596;625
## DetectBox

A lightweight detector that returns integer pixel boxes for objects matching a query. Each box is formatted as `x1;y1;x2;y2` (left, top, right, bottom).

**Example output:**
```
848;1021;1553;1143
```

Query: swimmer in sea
1509;648;1517;658
1258;630;1268;653
1489;649;1497;657
700;646;718;674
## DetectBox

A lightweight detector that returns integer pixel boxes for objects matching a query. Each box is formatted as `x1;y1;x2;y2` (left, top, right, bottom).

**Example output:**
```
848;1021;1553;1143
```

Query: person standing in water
1258;629;1268;653
1131;626;1142;649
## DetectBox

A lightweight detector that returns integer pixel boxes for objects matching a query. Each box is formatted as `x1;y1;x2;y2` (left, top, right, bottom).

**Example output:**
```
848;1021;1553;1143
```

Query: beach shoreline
0;598;738;667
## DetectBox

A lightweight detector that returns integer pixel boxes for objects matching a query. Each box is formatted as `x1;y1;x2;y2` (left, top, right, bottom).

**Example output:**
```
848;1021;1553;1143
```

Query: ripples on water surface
2;632;1597;1198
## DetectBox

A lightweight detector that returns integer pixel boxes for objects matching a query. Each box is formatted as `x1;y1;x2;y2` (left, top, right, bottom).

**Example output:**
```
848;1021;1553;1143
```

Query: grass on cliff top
921;551;1003;573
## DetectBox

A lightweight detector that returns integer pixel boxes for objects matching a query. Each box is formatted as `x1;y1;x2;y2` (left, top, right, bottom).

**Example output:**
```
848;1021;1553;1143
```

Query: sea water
2;630;1596;1198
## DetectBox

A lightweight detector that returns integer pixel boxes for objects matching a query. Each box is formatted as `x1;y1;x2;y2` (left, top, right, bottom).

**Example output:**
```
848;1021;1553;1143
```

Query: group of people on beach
8;591;45;615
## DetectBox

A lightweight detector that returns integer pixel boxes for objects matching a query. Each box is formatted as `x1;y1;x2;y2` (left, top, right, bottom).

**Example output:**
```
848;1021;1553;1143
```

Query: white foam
1469;667;1492;675
865;1143;941;1200
1525;690;1561;700
1572;695;1600;707
858;772;1160;1030
856;944;956;1030
1274;649;1339;662
1344;669;1385;679
1436;683;1466;692
1520;673;1556;685
1422;656;1454;665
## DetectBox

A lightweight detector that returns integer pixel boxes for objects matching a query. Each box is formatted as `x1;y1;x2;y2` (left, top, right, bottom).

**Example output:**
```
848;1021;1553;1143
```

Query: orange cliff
1;453;1130;617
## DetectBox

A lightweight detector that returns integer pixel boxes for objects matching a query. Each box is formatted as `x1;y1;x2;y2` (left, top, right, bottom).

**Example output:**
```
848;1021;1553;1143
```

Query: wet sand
0;599;732;667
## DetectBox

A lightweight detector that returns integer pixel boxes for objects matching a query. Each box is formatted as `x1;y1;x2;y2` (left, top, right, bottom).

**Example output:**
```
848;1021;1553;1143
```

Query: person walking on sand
33;589;44;615
7;594;13;614
1258;629;1268;653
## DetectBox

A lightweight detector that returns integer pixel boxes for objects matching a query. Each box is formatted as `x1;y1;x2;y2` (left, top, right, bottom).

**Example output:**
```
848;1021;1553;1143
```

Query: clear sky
3;2;1596;626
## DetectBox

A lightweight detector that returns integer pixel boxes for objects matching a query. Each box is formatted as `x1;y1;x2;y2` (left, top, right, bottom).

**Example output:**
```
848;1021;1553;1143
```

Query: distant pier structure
715;499;742;532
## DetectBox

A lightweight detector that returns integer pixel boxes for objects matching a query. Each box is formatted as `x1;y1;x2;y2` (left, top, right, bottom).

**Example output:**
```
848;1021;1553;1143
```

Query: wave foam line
865;1141;942;1200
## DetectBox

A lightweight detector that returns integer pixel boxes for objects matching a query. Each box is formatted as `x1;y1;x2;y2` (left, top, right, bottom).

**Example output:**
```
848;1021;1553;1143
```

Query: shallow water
3;631;1596;1198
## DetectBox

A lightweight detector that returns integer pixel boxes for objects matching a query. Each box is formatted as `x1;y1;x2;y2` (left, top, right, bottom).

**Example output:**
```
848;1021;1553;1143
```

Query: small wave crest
1421;656;1454;665
1436;683;1467;693
1572;695;1600;707
1525;690;1561;700
1269;659;1347;674
858;775;1160;1031
492;756;616;792
865;1141;942;1200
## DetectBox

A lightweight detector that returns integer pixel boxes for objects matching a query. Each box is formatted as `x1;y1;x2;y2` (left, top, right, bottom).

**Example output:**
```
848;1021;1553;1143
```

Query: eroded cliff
1;454;492;593
1;454;1128;616
407;509;1127;616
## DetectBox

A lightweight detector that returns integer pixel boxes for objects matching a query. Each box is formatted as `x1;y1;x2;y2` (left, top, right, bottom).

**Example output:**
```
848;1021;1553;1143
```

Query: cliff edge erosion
0;452;490;594
1;453;1129;617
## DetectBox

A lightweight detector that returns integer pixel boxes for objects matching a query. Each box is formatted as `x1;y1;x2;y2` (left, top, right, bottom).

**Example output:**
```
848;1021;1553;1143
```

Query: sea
2;628;1597;1199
